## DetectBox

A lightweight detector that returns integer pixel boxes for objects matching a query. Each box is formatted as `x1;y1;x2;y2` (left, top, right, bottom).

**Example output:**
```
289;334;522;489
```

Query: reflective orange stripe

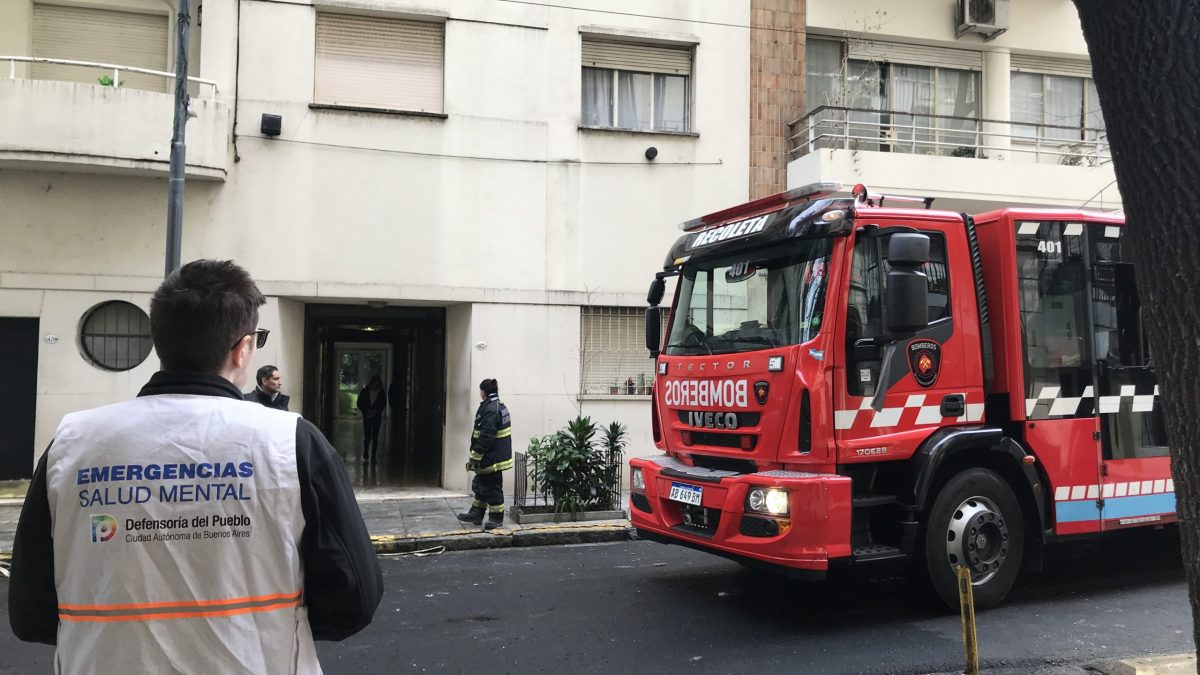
59;590;301;612
59;599;301;623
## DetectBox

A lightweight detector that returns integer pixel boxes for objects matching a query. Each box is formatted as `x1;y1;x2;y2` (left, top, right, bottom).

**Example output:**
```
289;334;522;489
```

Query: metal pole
164;0;191;277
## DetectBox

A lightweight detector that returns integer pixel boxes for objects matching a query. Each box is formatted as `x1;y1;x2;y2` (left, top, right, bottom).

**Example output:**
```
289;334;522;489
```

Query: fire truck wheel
922;467;1024;611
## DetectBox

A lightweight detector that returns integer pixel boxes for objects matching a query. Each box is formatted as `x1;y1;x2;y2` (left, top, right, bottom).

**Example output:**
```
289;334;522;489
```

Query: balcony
787;106;1122;213
0;57;230;180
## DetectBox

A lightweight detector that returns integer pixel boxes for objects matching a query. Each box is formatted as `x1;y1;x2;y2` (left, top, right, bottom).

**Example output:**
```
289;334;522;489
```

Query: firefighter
457;378;512;530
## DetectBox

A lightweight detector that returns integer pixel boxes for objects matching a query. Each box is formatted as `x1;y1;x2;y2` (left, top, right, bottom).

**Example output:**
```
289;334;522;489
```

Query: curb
1092;654;1197;675
371;524;635;555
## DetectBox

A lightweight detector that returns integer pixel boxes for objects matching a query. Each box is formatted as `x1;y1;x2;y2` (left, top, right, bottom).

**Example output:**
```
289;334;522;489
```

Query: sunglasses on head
232;328;270;350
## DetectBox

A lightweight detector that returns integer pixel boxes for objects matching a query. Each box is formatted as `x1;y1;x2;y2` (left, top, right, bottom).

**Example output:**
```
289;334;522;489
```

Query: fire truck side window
1016;221;1094;417
845;231;950;396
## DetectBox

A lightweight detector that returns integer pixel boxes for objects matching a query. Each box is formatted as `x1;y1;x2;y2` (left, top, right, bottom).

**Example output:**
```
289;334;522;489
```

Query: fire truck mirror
647;277;666;306
887;232;930;266
646;305;663;356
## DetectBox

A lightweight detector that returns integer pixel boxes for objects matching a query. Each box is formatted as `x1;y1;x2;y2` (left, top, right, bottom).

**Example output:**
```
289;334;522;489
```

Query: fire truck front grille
673;504;721;537
687;432;757;451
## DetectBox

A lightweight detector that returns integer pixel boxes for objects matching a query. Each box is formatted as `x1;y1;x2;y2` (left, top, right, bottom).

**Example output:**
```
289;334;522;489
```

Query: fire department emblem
907;340;941;388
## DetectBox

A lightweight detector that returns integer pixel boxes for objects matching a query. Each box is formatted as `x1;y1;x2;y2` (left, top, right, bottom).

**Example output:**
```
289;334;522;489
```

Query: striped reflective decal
59;590;302;623
1053;481;1176;523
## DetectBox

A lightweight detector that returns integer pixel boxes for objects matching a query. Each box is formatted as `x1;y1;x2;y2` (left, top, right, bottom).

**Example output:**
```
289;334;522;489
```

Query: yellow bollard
957;565;980;675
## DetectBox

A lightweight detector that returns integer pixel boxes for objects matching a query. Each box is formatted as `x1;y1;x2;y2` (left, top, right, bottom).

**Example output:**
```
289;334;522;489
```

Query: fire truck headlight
632;468;645;492
747;488;789;516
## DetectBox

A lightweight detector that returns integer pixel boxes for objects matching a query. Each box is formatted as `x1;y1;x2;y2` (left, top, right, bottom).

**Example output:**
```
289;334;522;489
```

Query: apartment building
0;0;1116;493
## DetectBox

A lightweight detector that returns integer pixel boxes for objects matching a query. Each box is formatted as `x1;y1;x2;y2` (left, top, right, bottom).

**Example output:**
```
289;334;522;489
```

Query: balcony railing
4;56;217;100
789;106;1109;166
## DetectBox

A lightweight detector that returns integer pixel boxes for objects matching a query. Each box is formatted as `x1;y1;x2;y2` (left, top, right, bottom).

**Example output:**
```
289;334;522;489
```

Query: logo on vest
90;514;117;542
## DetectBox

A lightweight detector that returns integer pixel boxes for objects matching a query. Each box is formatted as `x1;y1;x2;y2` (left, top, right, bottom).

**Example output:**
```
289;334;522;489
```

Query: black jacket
8;371;383;645
245;387;290;411
356;387;387;418
470;394;513;474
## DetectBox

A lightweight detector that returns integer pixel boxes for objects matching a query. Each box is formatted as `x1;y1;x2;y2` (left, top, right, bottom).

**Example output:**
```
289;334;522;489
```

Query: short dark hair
151;260;265;373
479;378;498;396
257;365;279;385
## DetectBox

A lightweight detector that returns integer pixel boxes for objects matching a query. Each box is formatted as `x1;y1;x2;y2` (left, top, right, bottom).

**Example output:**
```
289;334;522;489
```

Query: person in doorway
457;379;513;530
357;374;387;462
245;364;289;411
8;259;382;674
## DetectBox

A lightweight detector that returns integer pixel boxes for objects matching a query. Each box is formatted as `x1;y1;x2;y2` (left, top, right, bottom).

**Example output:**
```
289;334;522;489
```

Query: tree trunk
1073;0;1200;654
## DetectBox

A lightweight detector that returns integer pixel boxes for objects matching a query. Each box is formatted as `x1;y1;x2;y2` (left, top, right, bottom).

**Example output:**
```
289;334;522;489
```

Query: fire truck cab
629;182;1173;609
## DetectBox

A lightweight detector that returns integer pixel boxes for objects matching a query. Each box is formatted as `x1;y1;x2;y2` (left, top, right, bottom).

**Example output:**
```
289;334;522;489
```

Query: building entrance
304;305;445;487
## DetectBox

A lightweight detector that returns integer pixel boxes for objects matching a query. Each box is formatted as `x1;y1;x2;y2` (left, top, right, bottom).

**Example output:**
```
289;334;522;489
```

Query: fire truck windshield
664;238;832;356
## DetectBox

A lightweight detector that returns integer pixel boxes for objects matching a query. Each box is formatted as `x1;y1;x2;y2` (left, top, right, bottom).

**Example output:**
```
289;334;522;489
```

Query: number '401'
1037;240;1063;255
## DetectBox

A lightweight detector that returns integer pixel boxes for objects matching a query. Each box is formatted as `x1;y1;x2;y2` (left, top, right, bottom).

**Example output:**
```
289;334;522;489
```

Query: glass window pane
891;65;934;154
936;68;980;156
847;60;883;151
653;74;688;132
806;38;844;113
581;67;613;127
1010;72;1042;140
1044;75;1084;142
617;71;652;130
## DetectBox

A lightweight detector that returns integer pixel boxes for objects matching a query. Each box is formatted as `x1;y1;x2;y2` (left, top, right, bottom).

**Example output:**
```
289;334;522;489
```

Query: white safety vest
44;394;319;675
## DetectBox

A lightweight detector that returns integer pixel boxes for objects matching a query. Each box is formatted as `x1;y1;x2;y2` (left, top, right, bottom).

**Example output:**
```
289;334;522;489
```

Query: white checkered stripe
1026;384;1159;420
1054;478;1175;502
835;393;985;431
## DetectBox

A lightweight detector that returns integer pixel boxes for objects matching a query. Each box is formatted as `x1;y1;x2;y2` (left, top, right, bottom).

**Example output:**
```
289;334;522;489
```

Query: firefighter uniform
460;393;512;529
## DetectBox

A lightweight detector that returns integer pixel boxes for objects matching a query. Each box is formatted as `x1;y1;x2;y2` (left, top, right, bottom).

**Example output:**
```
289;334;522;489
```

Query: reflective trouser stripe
476;458;513;474
469;452;483;460
58;590;302;623
495;427;512;439
472;500;486;508
488;504;505;513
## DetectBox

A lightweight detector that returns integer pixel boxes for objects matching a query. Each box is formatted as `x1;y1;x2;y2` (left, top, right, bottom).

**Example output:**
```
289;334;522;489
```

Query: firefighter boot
457;504;485;526
484;511;505;531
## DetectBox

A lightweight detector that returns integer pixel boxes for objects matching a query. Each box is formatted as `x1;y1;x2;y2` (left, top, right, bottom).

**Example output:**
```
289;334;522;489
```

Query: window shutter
1011;54;1092;78
847;39;982;70
32;3;169;92
581;39;692;75
315;14;444;113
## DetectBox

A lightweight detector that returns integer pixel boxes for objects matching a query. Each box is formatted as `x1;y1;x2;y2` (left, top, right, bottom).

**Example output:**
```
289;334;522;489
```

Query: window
80;301;153;372
804;38;980;155
31;3;168;92
1010;72;1106;142
315;13;444;113
581;39;692;132
845;232;951;395
581;307;664;396
663;239;832;357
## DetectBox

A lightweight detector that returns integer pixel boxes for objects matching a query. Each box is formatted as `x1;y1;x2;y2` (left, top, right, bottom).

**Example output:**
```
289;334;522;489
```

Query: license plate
668;482;702;506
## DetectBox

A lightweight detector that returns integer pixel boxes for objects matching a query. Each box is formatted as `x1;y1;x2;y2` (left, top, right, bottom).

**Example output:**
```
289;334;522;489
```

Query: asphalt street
1;529;1193;674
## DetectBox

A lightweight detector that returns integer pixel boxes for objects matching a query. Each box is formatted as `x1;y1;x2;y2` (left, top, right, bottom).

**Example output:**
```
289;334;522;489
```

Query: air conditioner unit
956;0;1010;40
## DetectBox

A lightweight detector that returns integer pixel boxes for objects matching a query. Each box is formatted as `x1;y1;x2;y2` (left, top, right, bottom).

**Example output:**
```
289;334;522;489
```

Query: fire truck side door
1088;225;1174;530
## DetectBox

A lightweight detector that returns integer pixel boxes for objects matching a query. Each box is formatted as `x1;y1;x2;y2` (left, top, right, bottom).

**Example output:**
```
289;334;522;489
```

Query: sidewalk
0;488;634;558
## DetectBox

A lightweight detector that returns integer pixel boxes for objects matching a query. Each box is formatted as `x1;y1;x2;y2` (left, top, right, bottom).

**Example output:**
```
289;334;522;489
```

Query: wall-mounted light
474;341;488;350
645;146;658;161
261;113;282;137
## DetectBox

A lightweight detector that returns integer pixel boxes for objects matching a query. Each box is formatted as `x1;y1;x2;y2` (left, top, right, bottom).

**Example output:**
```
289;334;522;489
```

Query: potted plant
625;376;636;395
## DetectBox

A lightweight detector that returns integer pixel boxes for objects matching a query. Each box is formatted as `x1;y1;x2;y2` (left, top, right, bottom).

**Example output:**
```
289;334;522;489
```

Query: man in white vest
8;259;383;674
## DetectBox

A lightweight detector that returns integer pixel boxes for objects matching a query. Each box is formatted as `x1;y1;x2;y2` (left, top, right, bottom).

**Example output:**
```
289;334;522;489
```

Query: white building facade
0;0;1115;493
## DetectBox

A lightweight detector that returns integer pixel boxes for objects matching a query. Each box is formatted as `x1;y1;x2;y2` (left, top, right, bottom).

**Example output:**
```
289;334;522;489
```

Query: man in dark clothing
356;375;387;463
457;378;513;530
8;260;382;674
245;364;290;411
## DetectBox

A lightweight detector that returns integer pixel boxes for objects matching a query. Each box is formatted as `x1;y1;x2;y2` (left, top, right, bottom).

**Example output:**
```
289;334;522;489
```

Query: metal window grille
79;301;153;372
580;307;664;396
314;13;444;113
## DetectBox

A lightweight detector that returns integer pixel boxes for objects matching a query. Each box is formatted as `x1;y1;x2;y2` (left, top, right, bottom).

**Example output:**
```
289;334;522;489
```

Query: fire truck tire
921;467;1025;611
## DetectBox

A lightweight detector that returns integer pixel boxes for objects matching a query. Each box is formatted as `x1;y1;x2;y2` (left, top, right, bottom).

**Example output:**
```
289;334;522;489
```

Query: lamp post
164;0;191;277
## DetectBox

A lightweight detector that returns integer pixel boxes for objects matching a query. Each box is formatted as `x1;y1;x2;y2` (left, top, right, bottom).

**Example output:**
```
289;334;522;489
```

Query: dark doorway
0;318;39;480
304;305;445;487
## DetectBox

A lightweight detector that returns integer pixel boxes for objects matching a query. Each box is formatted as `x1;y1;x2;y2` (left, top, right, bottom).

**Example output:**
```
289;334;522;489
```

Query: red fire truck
630;182;1174;609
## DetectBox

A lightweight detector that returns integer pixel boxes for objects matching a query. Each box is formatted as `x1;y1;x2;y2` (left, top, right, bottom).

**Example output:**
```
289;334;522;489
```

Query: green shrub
527;416;624;514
